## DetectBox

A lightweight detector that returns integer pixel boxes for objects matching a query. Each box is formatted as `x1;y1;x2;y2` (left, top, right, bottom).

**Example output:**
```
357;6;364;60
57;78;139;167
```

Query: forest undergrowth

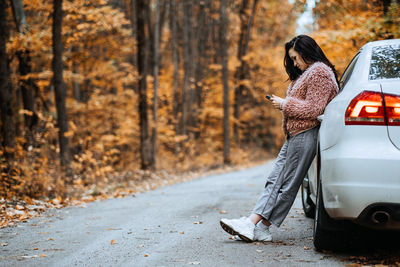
1;137;273;229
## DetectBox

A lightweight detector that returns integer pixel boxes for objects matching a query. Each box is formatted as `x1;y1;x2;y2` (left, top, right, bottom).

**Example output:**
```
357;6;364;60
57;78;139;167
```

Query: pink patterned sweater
281;62;339;136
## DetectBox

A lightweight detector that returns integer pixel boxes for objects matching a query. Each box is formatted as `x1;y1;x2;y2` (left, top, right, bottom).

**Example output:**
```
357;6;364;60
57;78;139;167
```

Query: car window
339;53;360;91
369;44;400;80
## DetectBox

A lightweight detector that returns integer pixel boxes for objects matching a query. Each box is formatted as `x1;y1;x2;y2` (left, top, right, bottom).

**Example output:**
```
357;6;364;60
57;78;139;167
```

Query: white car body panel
307;39;400;228
380;80;400;149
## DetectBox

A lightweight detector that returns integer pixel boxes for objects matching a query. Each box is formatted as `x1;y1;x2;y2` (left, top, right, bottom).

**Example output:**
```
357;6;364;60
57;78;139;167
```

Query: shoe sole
220;220;252;242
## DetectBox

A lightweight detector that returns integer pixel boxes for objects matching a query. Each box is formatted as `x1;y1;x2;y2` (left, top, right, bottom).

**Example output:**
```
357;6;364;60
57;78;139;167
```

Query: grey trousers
253;126;318;227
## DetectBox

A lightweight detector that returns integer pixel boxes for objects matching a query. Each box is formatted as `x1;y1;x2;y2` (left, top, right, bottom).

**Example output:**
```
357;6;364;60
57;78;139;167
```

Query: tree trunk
383;0;391;15
71;46;81;102
135;0;151;170
181;1;196;137
128;0;138;92
151;0;161;169
186;1;196;134
10;0;26;32
195;0;207;110
52;0;71;167
169;0;179;138
233;0;258;144
191;0;208;139
210;2;219;65
181;1;190;136
0;0;15;160
145;2;154;76
219;0;230;164
16;51;37;131
157;0;167;69
11;0;38;132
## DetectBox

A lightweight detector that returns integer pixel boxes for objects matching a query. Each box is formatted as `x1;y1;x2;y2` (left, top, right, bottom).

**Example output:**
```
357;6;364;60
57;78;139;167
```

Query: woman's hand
271;95;285;110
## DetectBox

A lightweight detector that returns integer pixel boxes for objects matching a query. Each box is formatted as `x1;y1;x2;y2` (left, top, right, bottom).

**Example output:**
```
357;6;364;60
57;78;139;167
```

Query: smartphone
265;94;272;101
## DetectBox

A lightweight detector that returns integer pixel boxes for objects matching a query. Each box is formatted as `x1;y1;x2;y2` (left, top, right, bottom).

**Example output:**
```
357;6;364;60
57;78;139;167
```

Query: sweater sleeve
282;70;337;120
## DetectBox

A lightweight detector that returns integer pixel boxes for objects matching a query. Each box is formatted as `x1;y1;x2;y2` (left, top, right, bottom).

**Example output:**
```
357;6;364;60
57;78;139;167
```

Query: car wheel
301;174;315;218
313;172;356;251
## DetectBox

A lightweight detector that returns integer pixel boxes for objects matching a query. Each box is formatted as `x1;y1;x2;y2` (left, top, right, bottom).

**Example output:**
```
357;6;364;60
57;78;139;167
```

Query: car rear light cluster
345;91;400;126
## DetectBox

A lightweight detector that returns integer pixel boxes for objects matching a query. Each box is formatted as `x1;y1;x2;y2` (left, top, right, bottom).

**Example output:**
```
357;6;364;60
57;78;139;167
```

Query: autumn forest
0;0;399;222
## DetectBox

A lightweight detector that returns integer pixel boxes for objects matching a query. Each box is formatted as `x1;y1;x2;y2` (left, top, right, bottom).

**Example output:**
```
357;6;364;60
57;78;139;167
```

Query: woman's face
288;47;309;71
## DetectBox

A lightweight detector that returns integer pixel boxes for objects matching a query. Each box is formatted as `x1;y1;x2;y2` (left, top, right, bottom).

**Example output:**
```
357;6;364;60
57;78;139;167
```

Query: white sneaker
234;221;272;242
220;217;255;242
254;222;272;242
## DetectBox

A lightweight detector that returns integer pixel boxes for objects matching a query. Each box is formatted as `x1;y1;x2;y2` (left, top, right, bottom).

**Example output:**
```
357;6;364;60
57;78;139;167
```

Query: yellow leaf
64;131;74;137
19;109;33;116
110;239;117;245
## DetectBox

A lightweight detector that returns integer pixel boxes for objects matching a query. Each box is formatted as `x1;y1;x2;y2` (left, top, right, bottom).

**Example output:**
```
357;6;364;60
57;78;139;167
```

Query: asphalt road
1;162;399;266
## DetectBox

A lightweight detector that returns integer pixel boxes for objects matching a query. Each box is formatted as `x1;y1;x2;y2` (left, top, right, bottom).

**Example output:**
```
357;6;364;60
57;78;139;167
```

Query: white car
301;39;400;250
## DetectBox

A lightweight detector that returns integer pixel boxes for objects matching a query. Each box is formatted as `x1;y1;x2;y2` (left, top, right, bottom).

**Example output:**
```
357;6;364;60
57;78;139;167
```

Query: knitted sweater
281;62;339;136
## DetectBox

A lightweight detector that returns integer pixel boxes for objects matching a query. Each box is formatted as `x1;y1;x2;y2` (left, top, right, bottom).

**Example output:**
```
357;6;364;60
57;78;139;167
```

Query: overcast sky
296;0;315;34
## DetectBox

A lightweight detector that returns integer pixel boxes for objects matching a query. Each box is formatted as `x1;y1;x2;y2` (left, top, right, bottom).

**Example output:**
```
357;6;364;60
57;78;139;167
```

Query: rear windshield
369;44;400;80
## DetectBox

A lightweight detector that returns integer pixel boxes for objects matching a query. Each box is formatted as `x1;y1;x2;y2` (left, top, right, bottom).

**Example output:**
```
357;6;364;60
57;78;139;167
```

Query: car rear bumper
320;140;400;229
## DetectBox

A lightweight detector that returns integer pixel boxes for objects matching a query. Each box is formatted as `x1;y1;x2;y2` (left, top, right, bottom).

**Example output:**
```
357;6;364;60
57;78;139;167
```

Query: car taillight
384;94;400;126
345;91;386;125
345;91;400;126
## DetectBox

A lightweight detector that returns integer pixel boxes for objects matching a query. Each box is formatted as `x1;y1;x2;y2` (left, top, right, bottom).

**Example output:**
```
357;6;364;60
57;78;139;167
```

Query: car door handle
317;115;324;122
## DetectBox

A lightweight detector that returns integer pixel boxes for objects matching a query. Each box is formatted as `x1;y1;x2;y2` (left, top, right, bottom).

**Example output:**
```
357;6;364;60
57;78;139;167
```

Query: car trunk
380;82;400;150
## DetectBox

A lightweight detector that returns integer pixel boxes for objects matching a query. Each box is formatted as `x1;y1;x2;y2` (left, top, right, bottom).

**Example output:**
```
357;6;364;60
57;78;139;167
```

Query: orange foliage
4;0;367;207
312;0;400;75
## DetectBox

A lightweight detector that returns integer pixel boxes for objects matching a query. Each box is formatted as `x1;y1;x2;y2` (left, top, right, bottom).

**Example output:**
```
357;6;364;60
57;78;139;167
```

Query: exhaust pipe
371;211;390;224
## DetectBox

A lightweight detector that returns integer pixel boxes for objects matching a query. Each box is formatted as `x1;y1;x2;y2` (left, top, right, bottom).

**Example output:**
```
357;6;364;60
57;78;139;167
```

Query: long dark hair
284;35;338;84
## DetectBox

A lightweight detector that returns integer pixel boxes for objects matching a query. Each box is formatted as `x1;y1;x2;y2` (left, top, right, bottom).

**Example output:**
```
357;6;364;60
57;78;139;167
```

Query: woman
220;35;339;242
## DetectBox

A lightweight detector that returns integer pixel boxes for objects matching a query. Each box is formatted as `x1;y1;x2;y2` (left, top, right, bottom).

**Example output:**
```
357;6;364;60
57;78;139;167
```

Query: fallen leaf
303;246;311;250
172;258;186;262
180;231;184;234
21;255;38;259
16;205;25;210
43;248;64;252
144;254;149;257
110;239;118;245
33;247;39;250
48;238;54;241
258;260;264;263
228;236;234;240
40;254;46;258
219;210;227;214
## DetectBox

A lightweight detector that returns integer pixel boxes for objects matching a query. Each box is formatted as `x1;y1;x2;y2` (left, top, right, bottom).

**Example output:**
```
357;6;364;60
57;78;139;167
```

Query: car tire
301;174;315;218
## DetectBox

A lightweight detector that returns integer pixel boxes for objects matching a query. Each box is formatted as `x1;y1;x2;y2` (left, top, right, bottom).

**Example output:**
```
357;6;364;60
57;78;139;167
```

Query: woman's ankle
248;214;262;225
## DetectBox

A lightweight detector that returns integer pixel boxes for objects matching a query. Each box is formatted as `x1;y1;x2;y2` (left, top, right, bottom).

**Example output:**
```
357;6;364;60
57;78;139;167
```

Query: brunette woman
220;35;339;242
